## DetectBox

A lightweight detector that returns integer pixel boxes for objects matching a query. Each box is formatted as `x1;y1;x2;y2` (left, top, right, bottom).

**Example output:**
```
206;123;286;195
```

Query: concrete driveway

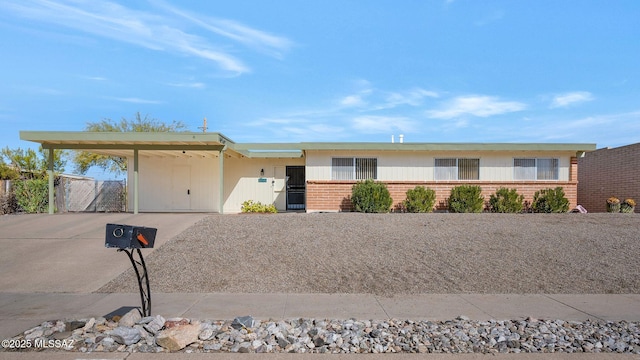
0;213;209;293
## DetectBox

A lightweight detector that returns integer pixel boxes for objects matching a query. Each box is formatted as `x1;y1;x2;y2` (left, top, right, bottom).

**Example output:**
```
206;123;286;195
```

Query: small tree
73;112;188;175
1;146;66;179
532;187;570;213
403;186;436;213
489;187;524;213
351;179;392;213
448;185;484;213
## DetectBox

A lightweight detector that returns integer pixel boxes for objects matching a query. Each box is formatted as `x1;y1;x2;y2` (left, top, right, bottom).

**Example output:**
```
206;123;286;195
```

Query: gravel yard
98;213;640;295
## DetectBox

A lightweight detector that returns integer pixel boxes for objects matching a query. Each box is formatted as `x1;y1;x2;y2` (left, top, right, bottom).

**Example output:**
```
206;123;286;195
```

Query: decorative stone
110;326;141;345
156;323;201;351
119;309;142;327
232;316;255;330
143;315;166;334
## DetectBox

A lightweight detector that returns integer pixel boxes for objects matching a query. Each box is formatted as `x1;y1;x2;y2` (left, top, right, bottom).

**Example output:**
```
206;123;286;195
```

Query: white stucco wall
223;157;305;213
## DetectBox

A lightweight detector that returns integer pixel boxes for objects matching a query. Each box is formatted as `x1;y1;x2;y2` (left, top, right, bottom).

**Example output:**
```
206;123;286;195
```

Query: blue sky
1;0;639;172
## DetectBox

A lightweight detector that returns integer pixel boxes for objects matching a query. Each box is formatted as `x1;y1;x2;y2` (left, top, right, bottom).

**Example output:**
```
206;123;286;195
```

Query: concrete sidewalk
2;292;639;340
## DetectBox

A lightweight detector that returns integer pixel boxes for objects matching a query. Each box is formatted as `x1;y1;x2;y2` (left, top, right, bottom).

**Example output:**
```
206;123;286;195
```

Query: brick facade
578;143;639;213
307;180;578;212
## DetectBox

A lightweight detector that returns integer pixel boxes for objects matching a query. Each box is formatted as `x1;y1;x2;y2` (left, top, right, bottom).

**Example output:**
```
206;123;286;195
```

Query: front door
286;166;305;210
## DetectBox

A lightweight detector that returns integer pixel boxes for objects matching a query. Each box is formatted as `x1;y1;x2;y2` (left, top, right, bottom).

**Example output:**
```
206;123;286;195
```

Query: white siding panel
306;150;574;182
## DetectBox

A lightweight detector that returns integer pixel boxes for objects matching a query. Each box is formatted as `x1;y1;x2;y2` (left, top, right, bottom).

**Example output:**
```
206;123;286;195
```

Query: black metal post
119;248;151;317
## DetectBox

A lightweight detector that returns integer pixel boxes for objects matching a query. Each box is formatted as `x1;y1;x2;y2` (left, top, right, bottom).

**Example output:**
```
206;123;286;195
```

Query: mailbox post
105;224;157;317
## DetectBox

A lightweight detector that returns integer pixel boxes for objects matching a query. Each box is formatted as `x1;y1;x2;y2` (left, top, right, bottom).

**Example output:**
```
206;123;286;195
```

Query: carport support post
48;147;54;214
133;148;139;214
218;147;225;214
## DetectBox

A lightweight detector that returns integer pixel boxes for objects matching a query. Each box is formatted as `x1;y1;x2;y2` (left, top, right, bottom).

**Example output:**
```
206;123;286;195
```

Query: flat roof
20;131;596;158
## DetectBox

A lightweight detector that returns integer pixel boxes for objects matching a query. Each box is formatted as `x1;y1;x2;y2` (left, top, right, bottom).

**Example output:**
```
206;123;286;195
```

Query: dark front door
286;166;305;210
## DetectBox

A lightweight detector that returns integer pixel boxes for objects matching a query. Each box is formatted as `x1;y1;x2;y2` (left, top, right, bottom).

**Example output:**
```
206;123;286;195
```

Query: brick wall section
307;180;578;212
578;143;640;213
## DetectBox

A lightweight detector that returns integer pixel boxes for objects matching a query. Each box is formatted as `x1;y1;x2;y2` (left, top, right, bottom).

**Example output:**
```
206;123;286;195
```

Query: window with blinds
332;158;377;180
434;158;479;180
514;158;558;180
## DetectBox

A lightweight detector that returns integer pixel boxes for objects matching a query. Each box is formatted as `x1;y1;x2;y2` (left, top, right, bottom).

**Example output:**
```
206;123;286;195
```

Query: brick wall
578;143;640;213
307;180;578;212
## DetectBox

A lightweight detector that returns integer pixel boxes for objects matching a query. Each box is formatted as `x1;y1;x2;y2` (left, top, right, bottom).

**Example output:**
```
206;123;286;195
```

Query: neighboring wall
578;143;639;213
306;150;579;212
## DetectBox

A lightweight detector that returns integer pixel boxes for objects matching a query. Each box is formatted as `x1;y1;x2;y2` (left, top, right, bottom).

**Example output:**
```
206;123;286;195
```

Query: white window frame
513;158;559;180
434;158;480;180
331;157;377;180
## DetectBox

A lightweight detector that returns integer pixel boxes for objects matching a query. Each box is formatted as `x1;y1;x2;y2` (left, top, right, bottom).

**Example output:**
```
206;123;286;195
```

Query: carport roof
20;130;596;157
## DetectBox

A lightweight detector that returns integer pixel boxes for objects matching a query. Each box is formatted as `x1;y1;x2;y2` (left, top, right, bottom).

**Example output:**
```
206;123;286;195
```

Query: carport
20;131;231;214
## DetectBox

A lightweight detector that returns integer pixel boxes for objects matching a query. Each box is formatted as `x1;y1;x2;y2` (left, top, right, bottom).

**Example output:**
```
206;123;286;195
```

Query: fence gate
57;178;126;212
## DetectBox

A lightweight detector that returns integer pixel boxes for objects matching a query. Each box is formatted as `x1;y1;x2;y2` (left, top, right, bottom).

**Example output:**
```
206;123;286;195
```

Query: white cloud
426;95;527;119
82;76;107;81
166;82;205;89
152;0;293;59
0;0;292;75
340;95;366;107
339;86;437;111
351;116;415;134
384;88;439;108
550;91;594;108
111;97;162;104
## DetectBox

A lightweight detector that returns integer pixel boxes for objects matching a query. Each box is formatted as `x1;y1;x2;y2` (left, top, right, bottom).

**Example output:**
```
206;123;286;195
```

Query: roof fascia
239;142;597;152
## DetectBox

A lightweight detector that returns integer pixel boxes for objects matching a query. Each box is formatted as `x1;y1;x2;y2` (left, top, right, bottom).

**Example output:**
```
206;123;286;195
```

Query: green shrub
351;179;392;213
241;200;277;213
532;187;569;213
403;186;436;213
448;185;484;213
489;187;524;213
14;179;49;213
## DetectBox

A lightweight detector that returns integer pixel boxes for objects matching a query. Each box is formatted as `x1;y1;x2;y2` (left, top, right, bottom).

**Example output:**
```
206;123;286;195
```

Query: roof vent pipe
399;134;404;143
391;135;395;143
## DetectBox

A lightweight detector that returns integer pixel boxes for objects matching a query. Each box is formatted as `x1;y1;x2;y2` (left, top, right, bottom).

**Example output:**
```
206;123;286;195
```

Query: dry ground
99;213;640;295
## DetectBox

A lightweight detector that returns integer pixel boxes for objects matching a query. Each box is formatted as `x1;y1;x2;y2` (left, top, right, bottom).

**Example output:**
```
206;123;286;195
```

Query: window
332;157;377;180
435;158;479;180
514;158;559;180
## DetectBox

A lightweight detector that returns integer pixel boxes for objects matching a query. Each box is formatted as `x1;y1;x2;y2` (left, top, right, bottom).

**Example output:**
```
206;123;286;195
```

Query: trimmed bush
489;187;524;213
532;187;569;213
448;185;484;213
403;186;436;213
351;179;392;213
241;200;277;213
14;179;49;213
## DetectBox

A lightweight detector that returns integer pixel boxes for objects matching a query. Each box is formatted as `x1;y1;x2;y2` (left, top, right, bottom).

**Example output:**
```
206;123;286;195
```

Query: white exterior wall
127;156;218;212
306;150;573;181
223;157;305;213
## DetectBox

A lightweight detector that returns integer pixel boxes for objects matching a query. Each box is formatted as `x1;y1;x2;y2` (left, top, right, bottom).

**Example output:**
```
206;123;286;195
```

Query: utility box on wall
105;223;157;249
